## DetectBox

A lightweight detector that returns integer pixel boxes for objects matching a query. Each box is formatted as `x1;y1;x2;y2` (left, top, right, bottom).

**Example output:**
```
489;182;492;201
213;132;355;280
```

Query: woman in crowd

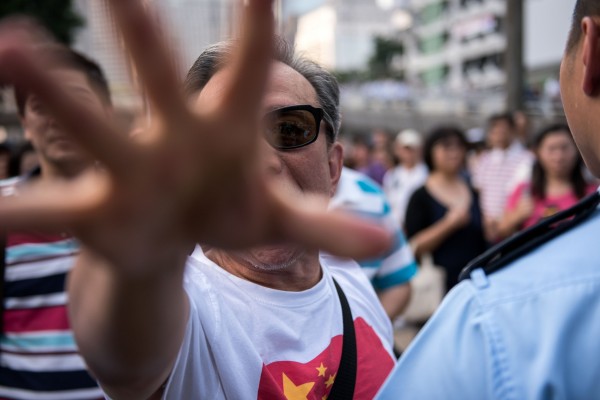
497;124;596;239
405;126;488;292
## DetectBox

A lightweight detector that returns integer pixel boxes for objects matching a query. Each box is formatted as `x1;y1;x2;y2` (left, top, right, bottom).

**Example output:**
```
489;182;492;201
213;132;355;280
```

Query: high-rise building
398;0;576;91
73;0;137;109
295;0;395;71
152;0;237;72
73;0;236;109
399;0;507;91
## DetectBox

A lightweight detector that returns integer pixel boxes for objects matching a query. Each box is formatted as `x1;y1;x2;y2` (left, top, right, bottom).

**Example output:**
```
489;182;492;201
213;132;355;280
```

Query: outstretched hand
0;0;391;275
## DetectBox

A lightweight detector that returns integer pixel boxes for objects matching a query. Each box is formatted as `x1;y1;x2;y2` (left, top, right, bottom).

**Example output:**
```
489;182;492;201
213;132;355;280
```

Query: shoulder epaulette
459;190;600;281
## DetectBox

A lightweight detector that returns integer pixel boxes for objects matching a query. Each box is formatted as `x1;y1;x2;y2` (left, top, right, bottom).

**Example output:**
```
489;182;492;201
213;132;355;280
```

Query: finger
107;0;188;123
273;194;394;260
287;207;393;260
0;35;138;175
220;0;275;122
0;174;109;232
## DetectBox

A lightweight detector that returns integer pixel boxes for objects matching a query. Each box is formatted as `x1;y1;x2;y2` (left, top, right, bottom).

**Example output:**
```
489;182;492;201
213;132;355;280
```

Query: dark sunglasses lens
265;109;318;149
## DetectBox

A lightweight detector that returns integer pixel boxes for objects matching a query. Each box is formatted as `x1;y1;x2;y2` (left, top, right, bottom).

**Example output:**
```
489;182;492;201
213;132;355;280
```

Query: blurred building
336;0;577;135
294;0;396;71
398;0;575;92
73;0;236;110
73;1;136;109
400;0;506;91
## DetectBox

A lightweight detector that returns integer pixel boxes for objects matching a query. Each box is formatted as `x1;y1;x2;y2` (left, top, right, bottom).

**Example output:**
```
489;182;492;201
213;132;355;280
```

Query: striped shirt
331;167;417;290
472;142;533;220
0;177;102;400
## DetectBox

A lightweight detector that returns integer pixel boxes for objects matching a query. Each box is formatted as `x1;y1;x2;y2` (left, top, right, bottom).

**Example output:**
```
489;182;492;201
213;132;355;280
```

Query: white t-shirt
382;163;429;229
163;250;396;399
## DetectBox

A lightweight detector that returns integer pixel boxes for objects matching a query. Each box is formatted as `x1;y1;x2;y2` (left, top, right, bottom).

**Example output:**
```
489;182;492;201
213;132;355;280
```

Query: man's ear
582;17;600;96
328;142;343;198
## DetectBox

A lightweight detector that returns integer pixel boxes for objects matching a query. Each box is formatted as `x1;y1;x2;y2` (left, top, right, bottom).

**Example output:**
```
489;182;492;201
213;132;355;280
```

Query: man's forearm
67;249;189;399
378;283;412;320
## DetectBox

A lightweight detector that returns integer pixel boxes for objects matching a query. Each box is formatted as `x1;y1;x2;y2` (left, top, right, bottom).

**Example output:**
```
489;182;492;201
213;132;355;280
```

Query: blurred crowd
342;111;598;296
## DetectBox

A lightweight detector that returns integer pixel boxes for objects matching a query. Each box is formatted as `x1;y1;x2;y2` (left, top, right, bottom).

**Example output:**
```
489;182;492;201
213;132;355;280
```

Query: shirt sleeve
371;228;417;290
376;281;512;400
365;195;417;289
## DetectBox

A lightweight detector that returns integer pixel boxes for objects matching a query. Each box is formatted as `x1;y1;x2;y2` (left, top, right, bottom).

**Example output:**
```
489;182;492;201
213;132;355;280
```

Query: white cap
395;129;423;147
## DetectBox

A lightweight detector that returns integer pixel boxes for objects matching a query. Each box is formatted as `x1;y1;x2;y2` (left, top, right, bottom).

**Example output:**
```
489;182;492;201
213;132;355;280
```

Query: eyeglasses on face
263;104;325;150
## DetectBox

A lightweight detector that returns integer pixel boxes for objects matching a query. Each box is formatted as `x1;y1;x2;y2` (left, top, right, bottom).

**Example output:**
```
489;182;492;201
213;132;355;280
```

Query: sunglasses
263;104;325;150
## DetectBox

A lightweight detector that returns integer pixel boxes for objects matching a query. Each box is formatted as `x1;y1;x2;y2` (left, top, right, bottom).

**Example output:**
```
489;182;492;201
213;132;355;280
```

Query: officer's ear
581;17;600;97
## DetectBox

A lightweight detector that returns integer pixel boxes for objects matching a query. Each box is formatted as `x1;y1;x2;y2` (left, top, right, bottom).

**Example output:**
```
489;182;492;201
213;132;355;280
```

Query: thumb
272;192;393;260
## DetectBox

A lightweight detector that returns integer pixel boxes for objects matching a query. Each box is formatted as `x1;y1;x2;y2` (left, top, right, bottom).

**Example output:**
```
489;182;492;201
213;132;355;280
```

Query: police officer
377;1;600;398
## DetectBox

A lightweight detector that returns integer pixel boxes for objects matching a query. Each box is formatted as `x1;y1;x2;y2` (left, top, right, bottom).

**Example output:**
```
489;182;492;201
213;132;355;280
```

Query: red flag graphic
258;317;394;400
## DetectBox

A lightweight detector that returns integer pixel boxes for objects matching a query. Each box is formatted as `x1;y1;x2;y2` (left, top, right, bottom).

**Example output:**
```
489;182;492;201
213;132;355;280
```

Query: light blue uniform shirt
377;190;600;400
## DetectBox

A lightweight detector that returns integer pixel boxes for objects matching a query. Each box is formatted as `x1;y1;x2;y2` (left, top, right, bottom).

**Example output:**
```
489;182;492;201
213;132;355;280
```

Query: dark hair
531;123;587;200
184;37;340;144
9;142;35;177
566;0;600;53
487;112;516;130
423;126;468;171
0;142;10;156
14;45;111;116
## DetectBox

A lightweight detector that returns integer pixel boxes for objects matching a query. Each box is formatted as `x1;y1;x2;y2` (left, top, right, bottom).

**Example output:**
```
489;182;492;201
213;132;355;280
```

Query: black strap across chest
328;278;357;400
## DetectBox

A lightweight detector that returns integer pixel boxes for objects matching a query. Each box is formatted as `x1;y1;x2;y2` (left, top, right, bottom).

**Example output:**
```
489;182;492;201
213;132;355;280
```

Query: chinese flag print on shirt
257;318;395;400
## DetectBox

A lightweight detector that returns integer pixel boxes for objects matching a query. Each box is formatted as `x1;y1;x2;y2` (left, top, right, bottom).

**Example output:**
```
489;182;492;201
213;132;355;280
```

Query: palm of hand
0;0;392;272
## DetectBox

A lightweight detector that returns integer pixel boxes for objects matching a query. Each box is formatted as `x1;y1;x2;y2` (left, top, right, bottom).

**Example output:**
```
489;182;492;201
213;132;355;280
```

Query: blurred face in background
431;136;466;175
371;130;390;150
351;142;371;168
487;119;515;150
373;147;394;170
21;69;107;174
395;143;421;168
536;129;580;179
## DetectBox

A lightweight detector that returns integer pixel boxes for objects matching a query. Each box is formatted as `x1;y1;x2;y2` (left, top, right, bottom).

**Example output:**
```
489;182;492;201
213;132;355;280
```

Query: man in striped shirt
471;113;533;242
0;46;111;400
331;167;417;320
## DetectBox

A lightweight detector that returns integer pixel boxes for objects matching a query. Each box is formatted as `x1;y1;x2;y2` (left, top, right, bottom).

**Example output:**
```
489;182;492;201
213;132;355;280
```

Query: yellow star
282;373;315;400
325;373;336;388
316;363;327;377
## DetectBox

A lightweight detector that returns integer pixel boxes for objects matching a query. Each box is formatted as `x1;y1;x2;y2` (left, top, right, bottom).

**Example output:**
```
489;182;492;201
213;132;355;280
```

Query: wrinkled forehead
193;61;320;113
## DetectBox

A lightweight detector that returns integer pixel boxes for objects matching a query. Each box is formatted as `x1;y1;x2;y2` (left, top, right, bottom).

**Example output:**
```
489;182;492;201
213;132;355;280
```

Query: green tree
0;0;84;45
368;35;404;79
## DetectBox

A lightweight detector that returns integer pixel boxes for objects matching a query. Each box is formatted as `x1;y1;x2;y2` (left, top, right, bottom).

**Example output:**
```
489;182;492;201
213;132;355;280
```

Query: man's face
560;39;600;176
395;143;421;167
195;61;343;269
487;120;514;149
21;69;106;173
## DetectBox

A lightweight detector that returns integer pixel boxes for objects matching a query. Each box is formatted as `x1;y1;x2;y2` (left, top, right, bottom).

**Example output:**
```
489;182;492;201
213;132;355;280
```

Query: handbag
401;251;446;324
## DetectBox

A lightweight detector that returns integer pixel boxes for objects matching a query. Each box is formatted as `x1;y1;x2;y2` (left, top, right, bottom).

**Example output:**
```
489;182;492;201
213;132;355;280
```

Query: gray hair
184;37;340;143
